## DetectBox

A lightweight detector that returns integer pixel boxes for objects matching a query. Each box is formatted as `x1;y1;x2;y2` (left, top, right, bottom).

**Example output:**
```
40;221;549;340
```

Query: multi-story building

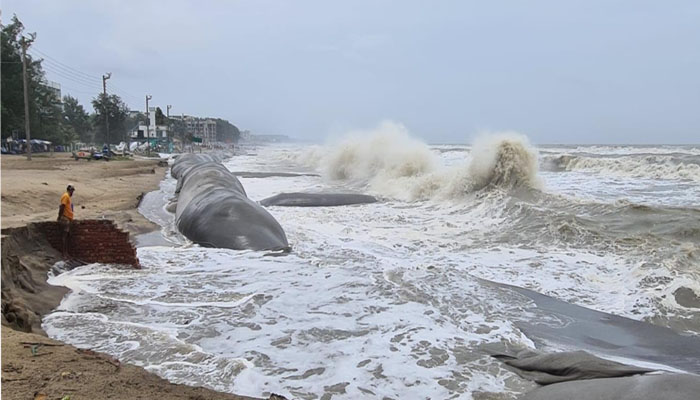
42;80;61;104
172;115;218;145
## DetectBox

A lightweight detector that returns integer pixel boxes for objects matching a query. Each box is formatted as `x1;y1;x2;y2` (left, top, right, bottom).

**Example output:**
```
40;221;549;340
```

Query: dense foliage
91;93;129;144
1;16;64;144
62;95;92;143
214;118;240;143
155;107;166;125
169;117;187;141
125;111;146;134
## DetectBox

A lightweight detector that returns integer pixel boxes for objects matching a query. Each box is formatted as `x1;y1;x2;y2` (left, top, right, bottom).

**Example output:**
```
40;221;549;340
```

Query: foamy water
44;124;700;399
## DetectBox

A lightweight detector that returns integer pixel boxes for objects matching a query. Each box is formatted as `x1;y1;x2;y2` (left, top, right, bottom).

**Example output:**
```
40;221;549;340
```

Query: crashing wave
301;121;541;201
542;154;700;181
467;133;540;191
320;121;436;182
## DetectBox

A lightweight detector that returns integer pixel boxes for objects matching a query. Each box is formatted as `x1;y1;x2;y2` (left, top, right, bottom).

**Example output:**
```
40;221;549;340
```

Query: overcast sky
4;0;699;144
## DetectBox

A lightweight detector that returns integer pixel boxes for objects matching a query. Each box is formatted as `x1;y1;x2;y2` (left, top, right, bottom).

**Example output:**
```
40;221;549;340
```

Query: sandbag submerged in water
494;349;700;400
172;154;289;251
260;192;377;207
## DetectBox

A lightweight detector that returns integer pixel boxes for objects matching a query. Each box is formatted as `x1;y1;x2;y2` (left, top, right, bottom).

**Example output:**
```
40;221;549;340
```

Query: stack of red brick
38;219;140;268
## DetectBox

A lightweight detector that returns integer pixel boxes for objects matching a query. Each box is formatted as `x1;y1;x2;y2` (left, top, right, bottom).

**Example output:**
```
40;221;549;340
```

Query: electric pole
145;95;152;156
167;105;172;153
102;73;112;145
20;34;36;161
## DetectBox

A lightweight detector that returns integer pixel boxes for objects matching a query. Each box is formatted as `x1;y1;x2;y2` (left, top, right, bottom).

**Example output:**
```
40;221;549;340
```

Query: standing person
57;184;75;259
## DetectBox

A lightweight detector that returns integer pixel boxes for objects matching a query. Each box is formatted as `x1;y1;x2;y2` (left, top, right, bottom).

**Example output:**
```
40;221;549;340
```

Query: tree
155;107;166;125
1;15;64;144
62;95;91;143
125;111;146;138
169;117;187;142
1;16;26;140
214;118;241;143
91;93;129;144
34;87;63;144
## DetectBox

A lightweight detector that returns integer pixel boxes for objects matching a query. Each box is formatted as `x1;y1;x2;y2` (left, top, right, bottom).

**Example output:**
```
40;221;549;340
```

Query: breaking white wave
303;122;541;201
320;121;437;182
464;133;540;191
540;145;700;156
542;154;700;182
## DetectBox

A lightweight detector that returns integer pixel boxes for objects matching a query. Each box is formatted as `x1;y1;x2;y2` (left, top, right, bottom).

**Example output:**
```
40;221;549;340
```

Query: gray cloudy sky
5;0;700;144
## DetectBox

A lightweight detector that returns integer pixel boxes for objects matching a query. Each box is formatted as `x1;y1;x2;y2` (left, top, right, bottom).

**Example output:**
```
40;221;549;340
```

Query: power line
26;49;102;86
107;81;141;102
106;82;142;104
24;46;149;111
26;48;141;107
31;55;102;85
61;84;102;97
40;64;102;91
38;64;139;107
29;46;103;83
39;62;103;90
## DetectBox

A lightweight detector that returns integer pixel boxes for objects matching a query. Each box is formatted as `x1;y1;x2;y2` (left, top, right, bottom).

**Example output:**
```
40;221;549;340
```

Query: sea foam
310;122;540;201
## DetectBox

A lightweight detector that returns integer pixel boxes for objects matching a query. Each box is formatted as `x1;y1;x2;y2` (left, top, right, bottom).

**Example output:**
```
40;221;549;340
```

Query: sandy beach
1;153;166;232
1;153;257;399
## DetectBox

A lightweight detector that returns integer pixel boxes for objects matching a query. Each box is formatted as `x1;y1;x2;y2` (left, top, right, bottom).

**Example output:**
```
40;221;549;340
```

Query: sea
44;124;700;399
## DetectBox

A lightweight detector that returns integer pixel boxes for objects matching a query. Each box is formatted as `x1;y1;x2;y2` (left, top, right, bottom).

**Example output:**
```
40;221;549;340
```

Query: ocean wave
321;121;436;182
540;145;700;156
542;154;700;181
467;133;540;191
306;122;541;200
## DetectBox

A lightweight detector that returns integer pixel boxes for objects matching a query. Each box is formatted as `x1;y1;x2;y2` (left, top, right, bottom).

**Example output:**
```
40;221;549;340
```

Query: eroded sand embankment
1;153;262;400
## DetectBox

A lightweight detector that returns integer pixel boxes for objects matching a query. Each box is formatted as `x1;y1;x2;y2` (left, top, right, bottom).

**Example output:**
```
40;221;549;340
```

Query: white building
130;106;168;140
130;124;168;140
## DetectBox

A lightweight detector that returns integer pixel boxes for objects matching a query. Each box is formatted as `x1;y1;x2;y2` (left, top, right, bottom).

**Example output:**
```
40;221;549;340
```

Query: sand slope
1;326;259;400
1;153;166;233
1;153;265;399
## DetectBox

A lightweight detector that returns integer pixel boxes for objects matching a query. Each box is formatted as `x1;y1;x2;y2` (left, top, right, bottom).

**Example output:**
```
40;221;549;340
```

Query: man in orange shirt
57;184;75;259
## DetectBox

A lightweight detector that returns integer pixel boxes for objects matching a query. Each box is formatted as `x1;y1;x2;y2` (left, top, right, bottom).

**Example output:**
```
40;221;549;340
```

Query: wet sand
1;153;257;399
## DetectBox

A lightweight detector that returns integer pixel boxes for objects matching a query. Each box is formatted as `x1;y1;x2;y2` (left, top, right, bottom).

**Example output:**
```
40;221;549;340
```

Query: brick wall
37;219;140;268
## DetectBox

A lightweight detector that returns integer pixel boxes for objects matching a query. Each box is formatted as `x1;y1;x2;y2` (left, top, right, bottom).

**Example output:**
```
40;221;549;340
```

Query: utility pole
102;73;112;145
145;95;152;156
166;105;172;153
19;34;36;161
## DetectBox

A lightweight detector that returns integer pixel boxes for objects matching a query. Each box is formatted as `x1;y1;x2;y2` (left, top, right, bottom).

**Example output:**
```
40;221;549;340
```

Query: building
171;115;218;145
131;124;168;140
190;118;217;145
42;80;61;104
128;110;142;119
130;106;168;140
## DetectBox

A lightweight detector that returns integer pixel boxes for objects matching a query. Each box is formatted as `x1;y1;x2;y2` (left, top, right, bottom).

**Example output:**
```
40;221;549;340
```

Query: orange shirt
61;192;74;220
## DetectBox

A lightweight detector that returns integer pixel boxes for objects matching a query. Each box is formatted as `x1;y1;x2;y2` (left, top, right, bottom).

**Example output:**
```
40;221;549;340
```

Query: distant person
57;184;75;259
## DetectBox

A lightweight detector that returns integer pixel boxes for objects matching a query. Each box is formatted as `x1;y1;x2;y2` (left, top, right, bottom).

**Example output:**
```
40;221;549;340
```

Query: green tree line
1;15;240;147
1;15;126;145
